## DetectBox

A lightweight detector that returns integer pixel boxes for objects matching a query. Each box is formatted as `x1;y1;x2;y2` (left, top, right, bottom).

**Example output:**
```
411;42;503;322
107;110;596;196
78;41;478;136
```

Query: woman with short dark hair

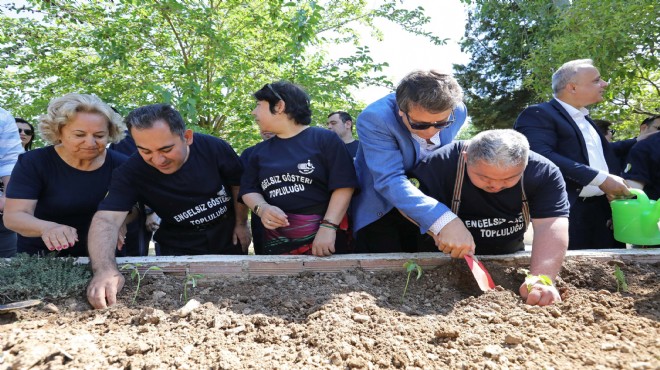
240;82;357;256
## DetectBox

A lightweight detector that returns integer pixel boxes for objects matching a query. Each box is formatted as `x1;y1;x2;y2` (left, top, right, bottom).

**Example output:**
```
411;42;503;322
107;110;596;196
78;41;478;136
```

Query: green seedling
613;265;628;292
518;268;553;292
402;260;423;303
121;263;162;304
182;273;205;302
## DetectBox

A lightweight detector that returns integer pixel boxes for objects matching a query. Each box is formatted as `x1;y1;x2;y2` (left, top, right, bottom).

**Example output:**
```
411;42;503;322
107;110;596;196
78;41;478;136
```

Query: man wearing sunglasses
352;70;468;253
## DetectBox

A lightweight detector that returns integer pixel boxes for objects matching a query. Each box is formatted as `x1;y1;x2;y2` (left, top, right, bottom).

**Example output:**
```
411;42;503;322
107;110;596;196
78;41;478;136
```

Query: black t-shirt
346;140;359;159
239;127;357;214
7;146;128;256
410;141;569;254
622;134;660;200
99;133;243;251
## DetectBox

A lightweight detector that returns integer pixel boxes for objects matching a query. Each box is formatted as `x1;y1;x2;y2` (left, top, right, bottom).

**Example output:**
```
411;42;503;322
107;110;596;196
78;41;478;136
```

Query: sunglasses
404;110;455;130
267;84;284;102
19;128;34;135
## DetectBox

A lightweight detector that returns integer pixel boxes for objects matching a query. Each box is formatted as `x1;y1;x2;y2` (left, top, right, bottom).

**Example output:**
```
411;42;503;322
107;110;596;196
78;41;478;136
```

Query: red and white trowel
464;254;495;291
399;210;496;291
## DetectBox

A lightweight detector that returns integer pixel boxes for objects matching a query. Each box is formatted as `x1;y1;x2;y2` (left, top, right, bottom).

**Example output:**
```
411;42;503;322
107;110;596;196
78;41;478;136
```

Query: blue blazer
514;99;634;204
352;93;467;233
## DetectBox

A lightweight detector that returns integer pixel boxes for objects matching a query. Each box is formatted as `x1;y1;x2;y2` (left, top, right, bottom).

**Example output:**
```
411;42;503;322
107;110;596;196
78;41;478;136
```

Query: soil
1;258;658;370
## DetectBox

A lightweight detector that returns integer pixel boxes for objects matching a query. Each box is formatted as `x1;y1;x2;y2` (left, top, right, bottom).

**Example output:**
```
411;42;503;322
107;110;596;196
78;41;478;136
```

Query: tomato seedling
402;260;423;303
121;263;162;304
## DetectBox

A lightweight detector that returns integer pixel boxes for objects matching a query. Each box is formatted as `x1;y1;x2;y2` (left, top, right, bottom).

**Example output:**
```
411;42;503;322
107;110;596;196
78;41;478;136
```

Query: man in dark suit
514;59;631;250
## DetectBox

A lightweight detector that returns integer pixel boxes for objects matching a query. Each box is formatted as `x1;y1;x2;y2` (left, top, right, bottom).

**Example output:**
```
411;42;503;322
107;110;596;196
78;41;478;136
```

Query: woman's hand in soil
260;205;288;230
433;218;475;258
312;226;336;256
41;223;78;251
519;282;561;306
87;269;126;309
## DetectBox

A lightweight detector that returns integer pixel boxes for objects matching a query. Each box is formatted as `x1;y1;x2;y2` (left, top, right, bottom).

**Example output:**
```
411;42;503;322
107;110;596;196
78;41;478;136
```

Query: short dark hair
641;115;660;127
15;117;35;150
125;104;186;138
253;81;312;125
395;70;464;113
327;111;353;123
592;119;612;135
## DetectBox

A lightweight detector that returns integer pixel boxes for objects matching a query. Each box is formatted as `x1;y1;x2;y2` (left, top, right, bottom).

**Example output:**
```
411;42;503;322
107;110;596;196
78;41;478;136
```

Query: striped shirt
0;107;24;178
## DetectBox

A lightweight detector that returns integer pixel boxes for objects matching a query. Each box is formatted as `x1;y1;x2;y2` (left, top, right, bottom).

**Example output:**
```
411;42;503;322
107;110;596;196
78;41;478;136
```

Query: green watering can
610;189;660;245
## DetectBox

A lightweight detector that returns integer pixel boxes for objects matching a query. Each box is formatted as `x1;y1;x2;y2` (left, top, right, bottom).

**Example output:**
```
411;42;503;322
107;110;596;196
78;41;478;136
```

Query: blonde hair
39;93;125;144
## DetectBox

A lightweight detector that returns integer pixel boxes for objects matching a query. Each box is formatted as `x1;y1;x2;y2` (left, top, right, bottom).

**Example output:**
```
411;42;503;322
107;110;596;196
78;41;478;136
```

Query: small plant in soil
182;272;205;302
120;263;162;304
518;269;552;290
402;259;423;303
613;265;628;292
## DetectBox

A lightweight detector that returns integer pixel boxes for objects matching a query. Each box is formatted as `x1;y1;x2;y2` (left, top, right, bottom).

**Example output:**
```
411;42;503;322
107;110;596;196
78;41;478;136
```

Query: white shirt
412;131;441;160
555;98;609;197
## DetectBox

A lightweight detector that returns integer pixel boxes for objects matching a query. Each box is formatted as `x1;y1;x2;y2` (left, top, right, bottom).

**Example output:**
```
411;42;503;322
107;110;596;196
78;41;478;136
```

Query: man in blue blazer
514;59;631;249
353;70;469;253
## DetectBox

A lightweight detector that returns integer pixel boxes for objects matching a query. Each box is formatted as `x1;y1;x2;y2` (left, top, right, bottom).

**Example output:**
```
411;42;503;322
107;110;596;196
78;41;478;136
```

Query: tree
454;0;563;132
523;0;660;136
0;0;445;151
456;0;659;137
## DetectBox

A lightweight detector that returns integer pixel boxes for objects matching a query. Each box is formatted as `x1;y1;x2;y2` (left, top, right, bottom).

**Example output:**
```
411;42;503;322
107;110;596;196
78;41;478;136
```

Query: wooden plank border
73;249;659;277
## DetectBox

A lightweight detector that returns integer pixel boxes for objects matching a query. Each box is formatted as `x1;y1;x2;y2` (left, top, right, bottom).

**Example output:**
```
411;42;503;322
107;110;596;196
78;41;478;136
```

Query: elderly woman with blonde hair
4;93;129;256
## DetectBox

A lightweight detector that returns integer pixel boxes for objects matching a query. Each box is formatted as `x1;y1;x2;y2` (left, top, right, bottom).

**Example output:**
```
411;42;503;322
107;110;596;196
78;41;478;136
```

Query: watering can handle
628;188;649;203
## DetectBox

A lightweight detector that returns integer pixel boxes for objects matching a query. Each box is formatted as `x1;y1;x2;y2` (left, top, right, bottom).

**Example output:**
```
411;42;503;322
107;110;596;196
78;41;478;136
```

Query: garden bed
1;251;659;369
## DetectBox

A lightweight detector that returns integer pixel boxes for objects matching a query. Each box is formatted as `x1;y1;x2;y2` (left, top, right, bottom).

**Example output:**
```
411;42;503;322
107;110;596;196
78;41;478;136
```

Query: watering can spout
653;199;660;220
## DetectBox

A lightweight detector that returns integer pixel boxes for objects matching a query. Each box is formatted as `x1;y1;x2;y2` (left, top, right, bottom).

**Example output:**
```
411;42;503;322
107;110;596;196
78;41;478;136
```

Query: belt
161;213;229;233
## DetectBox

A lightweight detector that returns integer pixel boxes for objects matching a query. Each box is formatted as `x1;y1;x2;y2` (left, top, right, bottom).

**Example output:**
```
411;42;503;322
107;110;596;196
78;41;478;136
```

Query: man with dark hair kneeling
86;104;250;309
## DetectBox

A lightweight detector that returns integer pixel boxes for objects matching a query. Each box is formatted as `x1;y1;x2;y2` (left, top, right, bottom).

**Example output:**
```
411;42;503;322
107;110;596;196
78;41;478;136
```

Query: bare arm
4;197;79;250
86;210;128;309
231;185;251;252
242;192;288;229
520;217;569;306
312;187;354;257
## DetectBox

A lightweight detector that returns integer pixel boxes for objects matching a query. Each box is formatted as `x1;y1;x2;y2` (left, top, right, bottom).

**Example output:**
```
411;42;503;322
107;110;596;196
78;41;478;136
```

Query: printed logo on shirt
408;177;420;188
171;185;232;225
464;214;525;239
217;185;228;197
297;159;315;175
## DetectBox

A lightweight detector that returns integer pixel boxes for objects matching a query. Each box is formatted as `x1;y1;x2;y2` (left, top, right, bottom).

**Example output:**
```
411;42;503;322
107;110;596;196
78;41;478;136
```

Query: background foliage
0;0;444;151
456;0;659;139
